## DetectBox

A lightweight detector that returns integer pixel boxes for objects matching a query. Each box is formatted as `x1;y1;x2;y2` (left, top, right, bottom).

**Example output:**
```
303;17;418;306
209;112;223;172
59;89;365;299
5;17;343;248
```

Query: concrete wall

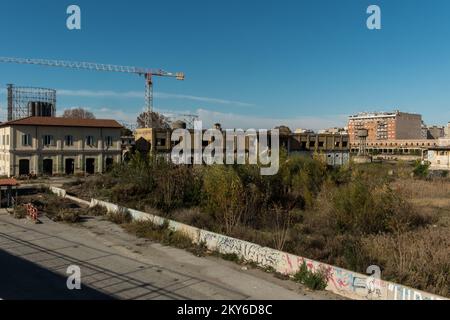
50;186;447;301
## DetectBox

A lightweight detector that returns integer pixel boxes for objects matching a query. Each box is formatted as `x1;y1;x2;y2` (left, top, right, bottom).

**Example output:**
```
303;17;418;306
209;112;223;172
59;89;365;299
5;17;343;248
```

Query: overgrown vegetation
293;262;328;291
123;220;196;251
12;205;27;219
87;205;108;216
413;160;429;178
16;192;83;224
63;153;450;297
106;207;132;225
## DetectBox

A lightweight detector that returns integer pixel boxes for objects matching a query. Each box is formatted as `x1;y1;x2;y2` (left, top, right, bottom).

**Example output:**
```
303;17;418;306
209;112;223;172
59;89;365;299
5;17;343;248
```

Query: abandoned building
424;146;450;171
0;117;123;177
135;123;350;166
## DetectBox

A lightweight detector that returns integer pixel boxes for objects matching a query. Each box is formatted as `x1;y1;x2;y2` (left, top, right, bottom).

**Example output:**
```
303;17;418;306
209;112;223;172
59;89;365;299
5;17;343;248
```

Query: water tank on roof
172;120;187;130
357;129;369;138
28;101;54;117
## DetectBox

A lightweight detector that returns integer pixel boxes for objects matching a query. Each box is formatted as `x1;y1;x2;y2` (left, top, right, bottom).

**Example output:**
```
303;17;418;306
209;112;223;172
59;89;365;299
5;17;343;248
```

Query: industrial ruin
6;84;56;121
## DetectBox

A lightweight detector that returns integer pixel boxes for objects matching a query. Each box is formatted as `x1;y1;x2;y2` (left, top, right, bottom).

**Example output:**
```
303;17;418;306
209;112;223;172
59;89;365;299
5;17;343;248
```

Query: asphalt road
0;211;340;300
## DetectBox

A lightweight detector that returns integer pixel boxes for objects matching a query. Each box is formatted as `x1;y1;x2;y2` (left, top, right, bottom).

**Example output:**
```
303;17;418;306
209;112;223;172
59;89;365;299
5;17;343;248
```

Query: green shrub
322;179;430;235
293;262;328;291
220;253;241;263
13;205;27;219
202;166;245;234
53;208;81;223
413;161;429;178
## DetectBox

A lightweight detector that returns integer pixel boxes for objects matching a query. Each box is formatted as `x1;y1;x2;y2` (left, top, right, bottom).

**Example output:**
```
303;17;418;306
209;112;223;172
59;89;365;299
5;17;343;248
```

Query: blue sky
1;0;450;129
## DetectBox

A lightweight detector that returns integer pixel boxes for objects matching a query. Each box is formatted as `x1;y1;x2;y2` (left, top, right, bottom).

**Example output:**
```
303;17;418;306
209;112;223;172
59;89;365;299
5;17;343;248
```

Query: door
65;158;75;175
43;159;53;176
19;159;30;176
86;158;95;174
105;157;114;171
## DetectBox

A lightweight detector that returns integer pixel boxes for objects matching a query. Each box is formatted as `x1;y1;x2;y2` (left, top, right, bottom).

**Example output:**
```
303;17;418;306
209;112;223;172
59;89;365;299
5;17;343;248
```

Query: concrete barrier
49;186;66;198
50;187;447;301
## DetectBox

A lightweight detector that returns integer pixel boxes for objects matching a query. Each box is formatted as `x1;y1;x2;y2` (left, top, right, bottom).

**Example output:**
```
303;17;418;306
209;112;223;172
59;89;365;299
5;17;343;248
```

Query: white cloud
57;89;254;107
58;106;137;123
58;89;142;99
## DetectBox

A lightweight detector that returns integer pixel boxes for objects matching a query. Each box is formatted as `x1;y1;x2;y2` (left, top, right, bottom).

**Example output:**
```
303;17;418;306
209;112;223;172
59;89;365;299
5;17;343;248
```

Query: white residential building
0;117;123;177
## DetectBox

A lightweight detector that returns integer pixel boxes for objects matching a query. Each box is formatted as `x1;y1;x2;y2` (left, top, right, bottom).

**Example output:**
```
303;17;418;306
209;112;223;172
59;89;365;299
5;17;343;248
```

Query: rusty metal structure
7;84;56;121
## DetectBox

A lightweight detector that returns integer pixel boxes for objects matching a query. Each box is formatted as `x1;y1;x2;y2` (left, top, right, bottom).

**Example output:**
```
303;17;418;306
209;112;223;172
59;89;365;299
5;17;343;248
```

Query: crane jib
0;56;185;127
0;57;183;79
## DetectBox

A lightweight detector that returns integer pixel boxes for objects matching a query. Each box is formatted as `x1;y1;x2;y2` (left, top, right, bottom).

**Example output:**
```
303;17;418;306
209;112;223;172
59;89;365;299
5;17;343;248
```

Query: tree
137;111;171;129
62;108;96;119
121;127;133;136
203;166;245;234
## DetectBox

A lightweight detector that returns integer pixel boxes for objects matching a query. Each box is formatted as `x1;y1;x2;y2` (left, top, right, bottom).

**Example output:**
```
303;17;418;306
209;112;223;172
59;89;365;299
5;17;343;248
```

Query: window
22;134;32;146
86;136;95;146
105;136;113;147
157;138;166;147
43;135;54;147
6;135;9;146
65;135;74;146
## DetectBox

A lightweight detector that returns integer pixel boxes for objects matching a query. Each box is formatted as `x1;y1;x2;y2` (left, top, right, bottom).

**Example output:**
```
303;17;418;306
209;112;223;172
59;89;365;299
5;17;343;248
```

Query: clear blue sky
1;0;450;129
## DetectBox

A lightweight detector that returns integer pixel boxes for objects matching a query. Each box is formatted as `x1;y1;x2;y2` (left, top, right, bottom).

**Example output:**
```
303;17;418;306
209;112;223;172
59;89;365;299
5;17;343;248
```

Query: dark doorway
19;160;30;176
65;158;75;175
43;159;53;176
86;158;95;174
105;158;113;171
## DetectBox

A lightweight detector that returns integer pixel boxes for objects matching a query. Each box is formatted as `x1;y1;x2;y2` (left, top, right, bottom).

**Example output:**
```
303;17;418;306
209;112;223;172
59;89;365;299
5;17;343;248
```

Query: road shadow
0;249;114;300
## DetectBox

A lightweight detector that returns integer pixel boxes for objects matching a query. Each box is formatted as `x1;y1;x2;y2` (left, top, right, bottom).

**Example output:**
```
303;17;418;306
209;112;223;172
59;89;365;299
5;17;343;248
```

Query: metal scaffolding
7;84;56;121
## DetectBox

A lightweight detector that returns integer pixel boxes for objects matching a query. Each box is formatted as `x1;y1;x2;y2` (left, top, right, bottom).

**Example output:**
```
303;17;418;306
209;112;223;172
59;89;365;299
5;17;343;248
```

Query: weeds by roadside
106;207;132;225
12;205;27;219
87;205;108;216
293;262;328;291
52;208;81;223
122;220;193;249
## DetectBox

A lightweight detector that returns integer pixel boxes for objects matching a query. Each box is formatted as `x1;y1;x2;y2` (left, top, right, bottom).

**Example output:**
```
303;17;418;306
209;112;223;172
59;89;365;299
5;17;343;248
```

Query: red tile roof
0;178;19;186
0;117;123;129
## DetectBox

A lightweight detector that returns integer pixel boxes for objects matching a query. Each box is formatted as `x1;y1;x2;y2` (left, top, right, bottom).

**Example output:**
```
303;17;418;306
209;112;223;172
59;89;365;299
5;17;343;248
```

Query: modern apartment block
348;111;422;143
0;117;122;177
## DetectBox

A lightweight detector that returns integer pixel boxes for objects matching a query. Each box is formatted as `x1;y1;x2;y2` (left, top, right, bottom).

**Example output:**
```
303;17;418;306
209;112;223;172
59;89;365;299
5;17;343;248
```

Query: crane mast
0;56;185;128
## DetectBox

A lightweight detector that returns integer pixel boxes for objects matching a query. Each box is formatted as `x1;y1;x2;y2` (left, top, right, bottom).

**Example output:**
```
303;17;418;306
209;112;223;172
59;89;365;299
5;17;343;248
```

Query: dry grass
392;178;450;199
123;220;194;250
86;205;108;216
52;208;81;223
362;227;450;297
